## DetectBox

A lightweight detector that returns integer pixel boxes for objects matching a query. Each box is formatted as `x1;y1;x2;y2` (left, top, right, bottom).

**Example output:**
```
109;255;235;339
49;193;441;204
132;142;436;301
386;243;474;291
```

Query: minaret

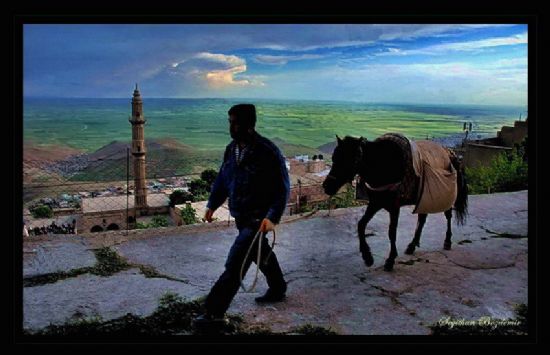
129;84;148;212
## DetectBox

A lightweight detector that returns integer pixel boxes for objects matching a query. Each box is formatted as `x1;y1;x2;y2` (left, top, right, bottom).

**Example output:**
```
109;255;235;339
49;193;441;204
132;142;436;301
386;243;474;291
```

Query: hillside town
23;87;527;238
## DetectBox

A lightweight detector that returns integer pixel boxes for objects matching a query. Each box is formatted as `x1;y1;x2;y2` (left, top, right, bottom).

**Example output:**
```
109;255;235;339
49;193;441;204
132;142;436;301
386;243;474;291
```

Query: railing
23;149;359;236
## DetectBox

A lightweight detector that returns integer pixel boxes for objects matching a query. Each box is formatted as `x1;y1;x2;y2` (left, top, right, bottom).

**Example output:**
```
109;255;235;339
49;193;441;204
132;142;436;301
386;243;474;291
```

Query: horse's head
323;135;365;196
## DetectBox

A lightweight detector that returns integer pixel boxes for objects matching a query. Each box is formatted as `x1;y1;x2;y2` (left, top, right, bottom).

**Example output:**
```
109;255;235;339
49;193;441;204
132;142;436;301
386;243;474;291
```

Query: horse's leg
358;203;381;267
443;209;453;250
384;207;400;271
405;213;428;255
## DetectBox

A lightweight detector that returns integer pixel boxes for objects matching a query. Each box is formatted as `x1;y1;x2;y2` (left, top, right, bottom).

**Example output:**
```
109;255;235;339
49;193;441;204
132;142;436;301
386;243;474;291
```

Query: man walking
194;104;290;326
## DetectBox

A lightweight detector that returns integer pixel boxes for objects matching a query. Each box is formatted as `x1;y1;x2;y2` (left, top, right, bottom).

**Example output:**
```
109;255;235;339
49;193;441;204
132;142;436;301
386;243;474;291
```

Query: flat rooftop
82;194;169;213
175;201;234;223
289;170;329;185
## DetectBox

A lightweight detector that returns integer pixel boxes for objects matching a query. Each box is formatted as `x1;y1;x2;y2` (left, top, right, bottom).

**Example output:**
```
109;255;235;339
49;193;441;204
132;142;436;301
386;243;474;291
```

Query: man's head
228;104;256;141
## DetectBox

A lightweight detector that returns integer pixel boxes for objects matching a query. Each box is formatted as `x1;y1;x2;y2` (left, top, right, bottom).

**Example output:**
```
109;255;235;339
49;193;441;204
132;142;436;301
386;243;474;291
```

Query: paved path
23;191;528;334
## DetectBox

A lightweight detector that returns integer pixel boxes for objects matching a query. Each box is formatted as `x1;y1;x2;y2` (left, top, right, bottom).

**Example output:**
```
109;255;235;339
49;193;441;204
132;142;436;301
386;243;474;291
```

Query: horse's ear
336;134;342;145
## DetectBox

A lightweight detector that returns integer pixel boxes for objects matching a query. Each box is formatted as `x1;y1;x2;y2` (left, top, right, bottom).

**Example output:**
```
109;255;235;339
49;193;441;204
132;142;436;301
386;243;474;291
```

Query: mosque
78;85;169;233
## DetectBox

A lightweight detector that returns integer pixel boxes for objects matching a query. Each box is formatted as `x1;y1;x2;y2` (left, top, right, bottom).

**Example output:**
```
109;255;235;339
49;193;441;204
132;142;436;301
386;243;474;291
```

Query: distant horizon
24;96;525;153
23;96;528;109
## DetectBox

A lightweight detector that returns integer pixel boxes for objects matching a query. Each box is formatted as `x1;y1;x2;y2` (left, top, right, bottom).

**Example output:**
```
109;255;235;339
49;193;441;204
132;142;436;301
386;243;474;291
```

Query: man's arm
206;146;230;215
265;150;290;225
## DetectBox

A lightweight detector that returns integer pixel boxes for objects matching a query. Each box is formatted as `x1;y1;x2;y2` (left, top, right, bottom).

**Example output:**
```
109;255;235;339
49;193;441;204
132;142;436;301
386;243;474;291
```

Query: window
107;223;120;231
91;225;103;233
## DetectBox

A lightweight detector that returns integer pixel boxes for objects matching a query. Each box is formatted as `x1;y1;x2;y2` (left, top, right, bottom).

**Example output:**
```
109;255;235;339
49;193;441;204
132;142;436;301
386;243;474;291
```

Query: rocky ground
22;191;528;335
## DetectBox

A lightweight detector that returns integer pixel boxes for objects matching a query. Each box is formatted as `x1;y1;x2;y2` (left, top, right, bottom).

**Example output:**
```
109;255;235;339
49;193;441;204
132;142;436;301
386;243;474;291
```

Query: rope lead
239;227;276;293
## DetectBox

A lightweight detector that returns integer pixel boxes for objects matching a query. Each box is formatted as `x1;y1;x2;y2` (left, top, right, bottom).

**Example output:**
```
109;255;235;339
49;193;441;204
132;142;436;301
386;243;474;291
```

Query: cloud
267;40;376;51
159;52;265;89
194;52;246;68
205;65;251;88
259;58;527;105
357;61;526;83
421;32;527;52
376;24;516;41
253;54;324;65
247;25;518;52
490;57;527;68
374;47;405;56
374;32;528;57
24;24;527;99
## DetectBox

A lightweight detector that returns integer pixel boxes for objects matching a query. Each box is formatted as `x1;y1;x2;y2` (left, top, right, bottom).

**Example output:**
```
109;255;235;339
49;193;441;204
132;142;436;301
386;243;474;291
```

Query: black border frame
10;2;542;348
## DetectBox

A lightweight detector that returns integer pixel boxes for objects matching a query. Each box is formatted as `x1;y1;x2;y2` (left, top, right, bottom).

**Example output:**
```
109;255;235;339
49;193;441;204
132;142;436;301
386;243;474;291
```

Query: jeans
204;217;286;317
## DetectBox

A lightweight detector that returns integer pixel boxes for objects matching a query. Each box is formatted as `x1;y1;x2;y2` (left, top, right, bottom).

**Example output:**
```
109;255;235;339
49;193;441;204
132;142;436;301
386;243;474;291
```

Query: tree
189;179;210;201
200;169;218;189
169;189;193;207
32;205;53;219
466;147;528;194
514;136;528;162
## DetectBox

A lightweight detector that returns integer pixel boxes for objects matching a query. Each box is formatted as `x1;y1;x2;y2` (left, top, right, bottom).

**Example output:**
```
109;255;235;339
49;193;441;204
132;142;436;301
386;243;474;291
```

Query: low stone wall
463;143;512;168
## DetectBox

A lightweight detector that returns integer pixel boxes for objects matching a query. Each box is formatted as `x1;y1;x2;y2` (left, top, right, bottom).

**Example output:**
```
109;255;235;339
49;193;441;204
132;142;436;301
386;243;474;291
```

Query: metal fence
23;148;356;236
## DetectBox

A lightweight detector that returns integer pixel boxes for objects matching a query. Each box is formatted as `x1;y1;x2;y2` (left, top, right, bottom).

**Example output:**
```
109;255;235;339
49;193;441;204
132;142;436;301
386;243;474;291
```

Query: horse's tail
451;153;468;225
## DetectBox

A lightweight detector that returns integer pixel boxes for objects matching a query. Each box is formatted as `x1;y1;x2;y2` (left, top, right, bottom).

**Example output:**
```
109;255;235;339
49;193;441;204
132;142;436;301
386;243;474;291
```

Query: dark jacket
207;132;290;224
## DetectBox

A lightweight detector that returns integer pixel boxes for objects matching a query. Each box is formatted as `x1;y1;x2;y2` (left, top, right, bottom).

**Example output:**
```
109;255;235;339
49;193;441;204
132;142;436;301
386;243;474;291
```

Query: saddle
373;133;457;214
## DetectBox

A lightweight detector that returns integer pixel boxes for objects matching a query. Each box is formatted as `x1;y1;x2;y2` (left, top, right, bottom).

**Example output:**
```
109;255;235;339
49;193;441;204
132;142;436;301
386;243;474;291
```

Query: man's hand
203;208;215;223
259;218;276;232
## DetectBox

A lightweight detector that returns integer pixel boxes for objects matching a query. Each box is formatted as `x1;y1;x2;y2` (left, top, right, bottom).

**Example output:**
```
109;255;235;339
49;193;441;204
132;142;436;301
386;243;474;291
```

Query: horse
322;134;468;271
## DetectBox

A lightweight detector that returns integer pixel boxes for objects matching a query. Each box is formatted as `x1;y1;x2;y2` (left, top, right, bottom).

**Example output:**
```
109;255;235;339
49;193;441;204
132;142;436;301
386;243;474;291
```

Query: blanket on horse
411;139;457;214
369;133;457;214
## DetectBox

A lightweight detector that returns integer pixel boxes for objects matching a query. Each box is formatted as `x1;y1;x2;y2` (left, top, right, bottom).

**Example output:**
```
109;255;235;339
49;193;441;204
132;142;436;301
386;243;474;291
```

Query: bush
192;191;210;202
304;184;362;212
169;189;192;207
465;165;495;194
150;215;169;228
200;169;218;189
32;205;53;219
514;136;528;162
297;203;314;214
466;144;528;194
135;222;149;229
333;186;362;208
319;185;362;210
180;204;199;225
188;179;210;201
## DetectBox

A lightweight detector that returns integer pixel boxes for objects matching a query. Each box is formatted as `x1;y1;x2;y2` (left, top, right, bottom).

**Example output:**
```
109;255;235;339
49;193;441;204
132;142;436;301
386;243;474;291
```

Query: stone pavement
22;191;528;335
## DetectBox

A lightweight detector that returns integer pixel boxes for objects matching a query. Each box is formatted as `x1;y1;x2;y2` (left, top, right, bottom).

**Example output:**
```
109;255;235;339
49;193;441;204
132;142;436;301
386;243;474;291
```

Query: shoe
193;313;227;328
255;288;286;303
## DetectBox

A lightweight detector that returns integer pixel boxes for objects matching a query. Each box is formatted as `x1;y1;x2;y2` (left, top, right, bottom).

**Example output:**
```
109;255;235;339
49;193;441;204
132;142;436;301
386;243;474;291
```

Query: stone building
288;155;327;175
463;118;527;168
497;118;528;147
78;194;169;233
286;155;331;214
78;86;170;233
129;84;148;214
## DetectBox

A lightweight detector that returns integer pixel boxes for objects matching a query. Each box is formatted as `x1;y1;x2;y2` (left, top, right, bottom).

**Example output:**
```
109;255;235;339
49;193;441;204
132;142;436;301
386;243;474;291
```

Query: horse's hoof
383;262;394;272
404;245;415;255
444;242;452;250
362;253;374;267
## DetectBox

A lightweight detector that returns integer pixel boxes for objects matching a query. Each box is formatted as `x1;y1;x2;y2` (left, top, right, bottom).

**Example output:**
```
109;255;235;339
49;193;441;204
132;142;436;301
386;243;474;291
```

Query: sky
24;24;528;106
